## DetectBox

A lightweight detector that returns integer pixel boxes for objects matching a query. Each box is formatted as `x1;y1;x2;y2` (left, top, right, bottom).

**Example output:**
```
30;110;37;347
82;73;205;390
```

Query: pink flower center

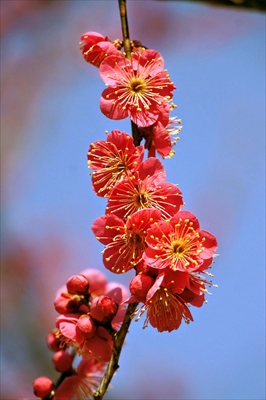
171;239;187;256
103;228;146;273
133;191;150;208
166;228;204;270
151;218;206;271
128;77;147;95
127;230;146;259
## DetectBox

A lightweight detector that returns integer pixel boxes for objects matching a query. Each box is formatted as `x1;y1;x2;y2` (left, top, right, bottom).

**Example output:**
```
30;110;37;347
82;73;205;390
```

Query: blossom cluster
33;269;129;398
33;29;218;399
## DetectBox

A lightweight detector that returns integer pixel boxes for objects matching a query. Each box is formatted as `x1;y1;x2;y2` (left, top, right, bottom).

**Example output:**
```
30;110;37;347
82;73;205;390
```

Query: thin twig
118;0;131;59
119;0;142;146
93;302;139;400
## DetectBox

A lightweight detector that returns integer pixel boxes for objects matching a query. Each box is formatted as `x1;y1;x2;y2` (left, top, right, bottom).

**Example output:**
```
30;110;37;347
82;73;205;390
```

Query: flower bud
80;31;106;49
130;274;154;299
80;32;122;67
90;295;118;322
79;269;107;295
46;329;62;352
33;376;54;398
66;274;89;295
76;314;97;339
54;292;80;314
52;350;73;373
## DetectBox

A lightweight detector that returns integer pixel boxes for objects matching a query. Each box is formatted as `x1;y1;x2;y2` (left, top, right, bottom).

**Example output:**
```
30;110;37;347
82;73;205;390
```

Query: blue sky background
1;1;265;399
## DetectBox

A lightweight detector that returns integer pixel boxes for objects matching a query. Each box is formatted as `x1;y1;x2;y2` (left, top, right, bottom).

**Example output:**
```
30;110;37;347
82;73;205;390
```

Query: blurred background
1;1;265;399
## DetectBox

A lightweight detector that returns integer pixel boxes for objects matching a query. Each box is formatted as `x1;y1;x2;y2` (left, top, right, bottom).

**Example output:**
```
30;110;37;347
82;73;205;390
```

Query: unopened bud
130;274;154;298
54;292;80;314
76;314;97;339
90;295;118;322
33;376;54;398
46;329;63;352
79;269;107;295
66;274;89;295
52;350;73;373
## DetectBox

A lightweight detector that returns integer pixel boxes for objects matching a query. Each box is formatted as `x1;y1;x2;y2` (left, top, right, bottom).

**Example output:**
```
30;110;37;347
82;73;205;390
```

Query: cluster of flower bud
33;269;129;398
54;269;128;361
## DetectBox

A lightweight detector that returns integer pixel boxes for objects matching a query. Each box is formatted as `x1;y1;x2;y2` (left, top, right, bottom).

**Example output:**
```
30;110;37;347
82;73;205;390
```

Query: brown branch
93;302;139;400
118;0;131;58
193;0;266;11
131;120;143;147
155;0;266;12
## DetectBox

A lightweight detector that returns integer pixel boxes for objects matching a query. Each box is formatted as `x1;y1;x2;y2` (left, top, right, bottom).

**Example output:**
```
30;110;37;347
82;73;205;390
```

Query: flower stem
93;302;139;400
118;0;142;146
118;0;131;59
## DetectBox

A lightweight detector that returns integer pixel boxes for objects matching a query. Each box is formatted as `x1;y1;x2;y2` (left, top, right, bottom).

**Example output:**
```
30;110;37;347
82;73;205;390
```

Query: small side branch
197;0;266;12
155;0;266;12
118;0;131;58
119;0;143;147
93;302;139;400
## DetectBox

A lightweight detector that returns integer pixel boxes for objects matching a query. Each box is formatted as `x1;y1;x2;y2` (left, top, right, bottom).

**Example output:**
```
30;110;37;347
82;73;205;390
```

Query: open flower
180;268;218;306
144;210;218;273
99;50;176;127
106;157;183;220
88;130;144;197
92;209;162;273
132;268;191;332
54;358;106;400
141;115;183;158
130;267;214;332
56;314;113;362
